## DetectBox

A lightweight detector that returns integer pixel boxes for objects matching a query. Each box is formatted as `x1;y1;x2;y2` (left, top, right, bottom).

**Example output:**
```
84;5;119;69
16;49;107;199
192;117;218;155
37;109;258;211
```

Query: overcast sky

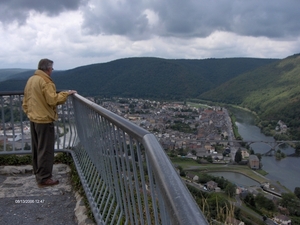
0;0;299;70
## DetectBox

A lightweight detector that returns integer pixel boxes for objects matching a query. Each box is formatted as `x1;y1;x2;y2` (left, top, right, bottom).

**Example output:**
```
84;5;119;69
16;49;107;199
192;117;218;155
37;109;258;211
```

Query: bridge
0;91;208;225
225;140;300;156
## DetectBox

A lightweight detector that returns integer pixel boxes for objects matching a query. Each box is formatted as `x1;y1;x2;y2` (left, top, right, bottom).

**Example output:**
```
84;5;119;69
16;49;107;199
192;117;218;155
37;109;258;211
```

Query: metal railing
0;91;208;225
0;91;77;154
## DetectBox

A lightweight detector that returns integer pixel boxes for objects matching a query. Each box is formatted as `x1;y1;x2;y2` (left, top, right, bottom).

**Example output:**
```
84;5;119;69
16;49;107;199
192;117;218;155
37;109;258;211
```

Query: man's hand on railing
68;90;77;95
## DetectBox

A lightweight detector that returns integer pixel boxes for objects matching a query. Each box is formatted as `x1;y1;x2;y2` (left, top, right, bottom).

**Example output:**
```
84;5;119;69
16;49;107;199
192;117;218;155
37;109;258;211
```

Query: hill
199;53;300;139
0;69;32;82
2;55;300;138
0;57;277;98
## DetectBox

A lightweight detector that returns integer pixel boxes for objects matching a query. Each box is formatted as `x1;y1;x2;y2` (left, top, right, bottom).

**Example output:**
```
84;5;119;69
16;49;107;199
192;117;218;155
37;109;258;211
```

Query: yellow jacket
22;70;69;123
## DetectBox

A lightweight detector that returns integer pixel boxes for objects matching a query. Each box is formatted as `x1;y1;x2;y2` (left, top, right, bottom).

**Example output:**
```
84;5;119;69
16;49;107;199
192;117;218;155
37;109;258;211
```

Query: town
95;97;238;162
1;95;298;225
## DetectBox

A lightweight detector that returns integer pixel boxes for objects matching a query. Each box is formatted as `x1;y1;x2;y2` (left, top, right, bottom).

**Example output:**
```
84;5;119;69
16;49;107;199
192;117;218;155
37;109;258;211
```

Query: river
230;107;300;192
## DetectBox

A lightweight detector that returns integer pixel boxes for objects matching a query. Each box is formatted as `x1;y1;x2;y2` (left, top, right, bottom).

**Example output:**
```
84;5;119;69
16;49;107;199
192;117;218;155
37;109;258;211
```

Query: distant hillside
200;53;300;139
55;57;278;98
0;57;278;98
2;56;300;138
0;69;32;82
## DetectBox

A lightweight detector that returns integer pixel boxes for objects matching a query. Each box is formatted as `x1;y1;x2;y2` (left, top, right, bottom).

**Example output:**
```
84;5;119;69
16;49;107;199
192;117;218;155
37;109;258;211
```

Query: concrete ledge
0;164;95;225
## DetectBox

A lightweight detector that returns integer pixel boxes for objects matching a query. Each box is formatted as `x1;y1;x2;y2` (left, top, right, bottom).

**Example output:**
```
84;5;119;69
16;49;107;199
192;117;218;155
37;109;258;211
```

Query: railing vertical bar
61;104;67;150
113;127;129;223
136;143;152;224
156;185;171;225
128;137;144;225
119;130;134;224
101;120;118;223
108;125;125;223
109;204;120;225
17;95;25;151
98;118;114;196
91;173;100;197
96;179;106;205
65;99;73;149
124;136;139;225
1;96;7;152
70;151;103;224
99;187;109;211
87;165;96;188
104;194;115;224
145;153;160;224
86;157;95;184
9;95;16;150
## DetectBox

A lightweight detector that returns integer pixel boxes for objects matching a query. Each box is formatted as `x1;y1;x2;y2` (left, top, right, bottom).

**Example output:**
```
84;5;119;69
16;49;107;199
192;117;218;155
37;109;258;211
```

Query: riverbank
181;162;290;195
184;163;269;184
171;157;268;184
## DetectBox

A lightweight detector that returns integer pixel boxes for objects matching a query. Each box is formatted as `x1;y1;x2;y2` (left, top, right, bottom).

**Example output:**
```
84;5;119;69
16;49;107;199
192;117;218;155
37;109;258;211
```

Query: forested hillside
0;57;276;98
0;69;32;82
199;53;300;139
2;55;300;138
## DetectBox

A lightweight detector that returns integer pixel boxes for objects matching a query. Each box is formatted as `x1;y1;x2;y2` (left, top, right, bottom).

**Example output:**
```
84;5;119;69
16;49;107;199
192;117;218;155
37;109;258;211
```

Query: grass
170;158;270;184
170;157;200;167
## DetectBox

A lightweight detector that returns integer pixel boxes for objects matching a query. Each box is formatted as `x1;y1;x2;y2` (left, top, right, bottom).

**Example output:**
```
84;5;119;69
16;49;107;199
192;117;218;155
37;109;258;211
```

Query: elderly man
22;58;76;187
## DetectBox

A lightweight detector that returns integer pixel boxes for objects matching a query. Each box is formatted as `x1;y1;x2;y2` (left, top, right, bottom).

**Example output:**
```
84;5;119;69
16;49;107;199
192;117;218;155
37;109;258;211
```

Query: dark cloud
0;0;83;24
81;0;151;39
81;0;300;40
1;0;300;40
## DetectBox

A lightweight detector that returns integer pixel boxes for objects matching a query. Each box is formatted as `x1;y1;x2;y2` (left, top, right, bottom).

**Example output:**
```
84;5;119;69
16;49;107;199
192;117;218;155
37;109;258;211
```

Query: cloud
0;0;83;25
80;0;300;39
0;0;299;69
1;0;300;40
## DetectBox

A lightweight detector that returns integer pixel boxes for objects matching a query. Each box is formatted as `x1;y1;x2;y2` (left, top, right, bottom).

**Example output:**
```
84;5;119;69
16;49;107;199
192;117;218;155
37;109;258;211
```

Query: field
170;157;269;184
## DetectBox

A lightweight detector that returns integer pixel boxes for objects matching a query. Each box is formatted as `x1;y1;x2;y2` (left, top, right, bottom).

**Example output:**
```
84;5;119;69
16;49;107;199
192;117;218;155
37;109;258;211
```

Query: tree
244;193;255;207
24;142;31;150
225;183;236;197
206;155;213;163
255;193;275;211
295;187;300;199
177;165;186;177
234;149;242;163
234;208;241;220
280;193;300;216
295;144;300;156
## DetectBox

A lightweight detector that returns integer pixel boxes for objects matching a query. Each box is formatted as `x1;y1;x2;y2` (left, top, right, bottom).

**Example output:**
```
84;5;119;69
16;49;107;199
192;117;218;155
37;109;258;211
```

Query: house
196;148;208;158
273;214;291;225
206;180;218;191
277;120;288;133
186;153;197;160
236;186;244;195
241;148;249;159
193;175;199;182
248;155;259;169
0;135;7;144
204;142;211;150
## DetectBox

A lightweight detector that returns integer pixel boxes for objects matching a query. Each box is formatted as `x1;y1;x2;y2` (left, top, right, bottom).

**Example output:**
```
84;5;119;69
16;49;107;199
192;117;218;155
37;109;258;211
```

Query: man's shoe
38;178;59;187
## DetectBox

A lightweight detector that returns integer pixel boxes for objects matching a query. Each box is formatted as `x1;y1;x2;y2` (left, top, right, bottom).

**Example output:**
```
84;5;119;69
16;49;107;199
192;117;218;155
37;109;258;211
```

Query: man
22;58;76;187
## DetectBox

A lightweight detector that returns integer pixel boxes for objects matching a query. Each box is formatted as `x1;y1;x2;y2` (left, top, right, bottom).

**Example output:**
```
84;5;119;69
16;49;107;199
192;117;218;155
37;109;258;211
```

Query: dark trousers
30;121;55;183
